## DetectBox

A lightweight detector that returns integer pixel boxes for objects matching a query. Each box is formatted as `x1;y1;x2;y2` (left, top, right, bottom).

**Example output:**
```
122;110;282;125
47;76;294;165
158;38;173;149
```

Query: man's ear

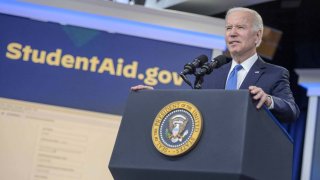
256;29;263;46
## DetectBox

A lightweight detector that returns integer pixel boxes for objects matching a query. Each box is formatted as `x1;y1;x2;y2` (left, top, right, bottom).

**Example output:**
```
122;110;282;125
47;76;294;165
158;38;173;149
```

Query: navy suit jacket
202;57;300;123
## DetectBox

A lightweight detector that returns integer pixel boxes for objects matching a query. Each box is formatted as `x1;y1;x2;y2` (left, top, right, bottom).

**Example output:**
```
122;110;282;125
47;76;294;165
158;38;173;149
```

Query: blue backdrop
0;13;213;115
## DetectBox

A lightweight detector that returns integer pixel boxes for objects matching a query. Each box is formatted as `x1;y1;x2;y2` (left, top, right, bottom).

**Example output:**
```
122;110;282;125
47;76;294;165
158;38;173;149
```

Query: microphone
180;55;208;75
195;55;228;77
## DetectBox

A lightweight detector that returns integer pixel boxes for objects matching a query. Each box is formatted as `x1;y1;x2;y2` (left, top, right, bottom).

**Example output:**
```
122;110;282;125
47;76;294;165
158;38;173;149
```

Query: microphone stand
194;74;204;89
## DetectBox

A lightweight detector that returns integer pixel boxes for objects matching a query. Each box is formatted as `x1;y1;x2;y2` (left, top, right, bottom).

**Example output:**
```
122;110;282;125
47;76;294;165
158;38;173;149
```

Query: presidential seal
151;101;203;156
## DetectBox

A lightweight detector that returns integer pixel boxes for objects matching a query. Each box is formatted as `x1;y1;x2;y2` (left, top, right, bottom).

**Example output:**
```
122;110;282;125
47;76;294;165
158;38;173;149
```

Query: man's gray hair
226;7;264;46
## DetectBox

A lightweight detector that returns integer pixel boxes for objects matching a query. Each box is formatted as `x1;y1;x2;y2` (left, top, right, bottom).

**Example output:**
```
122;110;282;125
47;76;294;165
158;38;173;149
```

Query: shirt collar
230;53;258;72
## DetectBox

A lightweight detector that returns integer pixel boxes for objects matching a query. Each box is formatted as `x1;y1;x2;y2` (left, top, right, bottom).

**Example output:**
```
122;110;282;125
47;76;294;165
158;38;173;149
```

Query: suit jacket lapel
215;62;231;89
240;57;266;89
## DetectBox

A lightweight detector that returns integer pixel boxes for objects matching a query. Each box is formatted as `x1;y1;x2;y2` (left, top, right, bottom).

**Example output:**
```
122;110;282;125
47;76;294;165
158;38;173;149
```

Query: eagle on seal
167;114;189;143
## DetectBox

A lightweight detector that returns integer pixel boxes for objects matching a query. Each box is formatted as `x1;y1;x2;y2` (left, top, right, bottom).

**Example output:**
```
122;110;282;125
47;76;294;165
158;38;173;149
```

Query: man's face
225;11;260;59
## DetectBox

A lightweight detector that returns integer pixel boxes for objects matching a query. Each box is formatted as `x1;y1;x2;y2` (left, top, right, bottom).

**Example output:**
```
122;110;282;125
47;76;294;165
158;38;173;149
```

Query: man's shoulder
257;59;288;73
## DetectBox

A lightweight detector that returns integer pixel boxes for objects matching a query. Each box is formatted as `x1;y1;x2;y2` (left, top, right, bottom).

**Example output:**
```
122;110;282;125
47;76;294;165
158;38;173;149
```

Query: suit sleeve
269;69;300;123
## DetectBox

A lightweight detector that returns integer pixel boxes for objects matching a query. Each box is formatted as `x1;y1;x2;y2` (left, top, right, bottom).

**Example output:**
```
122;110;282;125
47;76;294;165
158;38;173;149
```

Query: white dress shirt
227;53;258;89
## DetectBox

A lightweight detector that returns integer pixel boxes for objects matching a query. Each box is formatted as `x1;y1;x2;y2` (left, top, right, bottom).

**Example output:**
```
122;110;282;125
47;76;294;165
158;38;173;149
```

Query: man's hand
248;86;272;109
131;85;154;91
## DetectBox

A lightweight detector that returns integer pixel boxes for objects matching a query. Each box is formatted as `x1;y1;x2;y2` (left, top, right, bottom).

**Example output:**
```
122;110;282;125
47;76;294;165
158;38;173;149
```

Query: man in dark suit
132;7;300;123
202;7;299;123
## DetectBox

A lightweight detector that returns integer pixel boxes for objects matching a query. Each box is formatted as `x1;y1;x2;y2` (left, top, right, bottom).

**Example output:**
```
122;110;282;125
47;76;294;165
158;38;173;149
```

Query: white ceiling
145;0;276;15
